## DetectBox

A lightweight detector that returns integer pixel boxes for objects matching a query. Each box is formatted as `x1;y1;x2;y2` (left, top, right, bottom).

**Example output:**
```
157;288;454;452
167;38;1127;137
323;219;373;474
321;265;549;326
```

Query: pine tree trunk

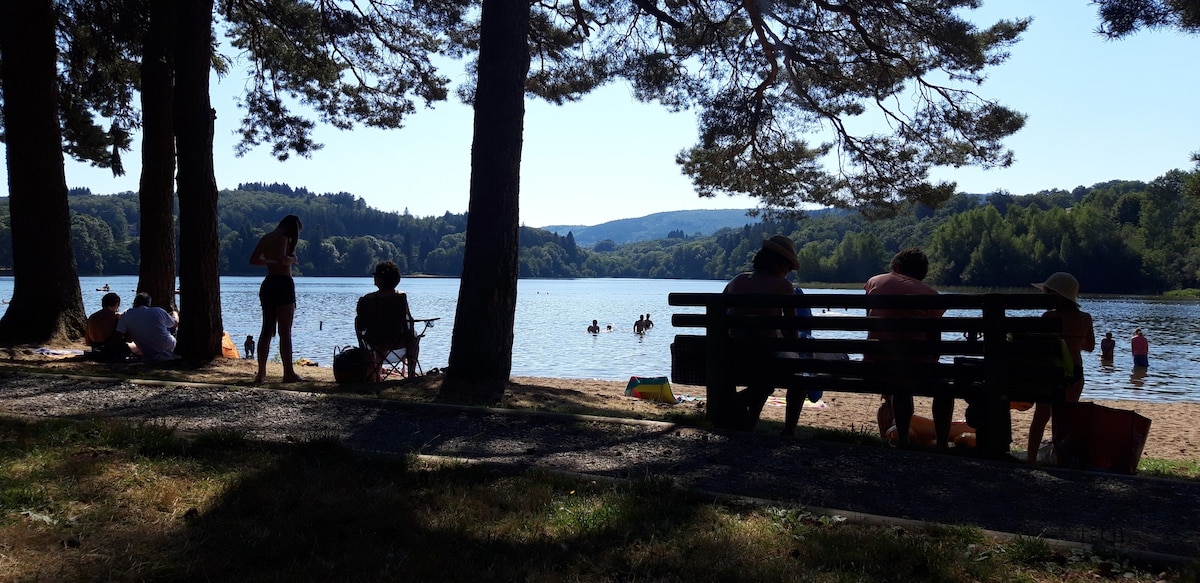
137;0;178;313
0;0;87;346
443;0;530;400
172;0;223;359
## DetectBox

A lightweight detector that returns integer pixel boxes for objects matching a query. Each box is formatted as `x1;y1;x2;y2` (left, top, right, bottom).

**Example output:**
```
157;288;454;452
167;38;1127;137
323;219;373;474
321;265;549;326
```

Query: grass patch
1;415;1192;582
1164;289;1200;300
1139;457;1200;480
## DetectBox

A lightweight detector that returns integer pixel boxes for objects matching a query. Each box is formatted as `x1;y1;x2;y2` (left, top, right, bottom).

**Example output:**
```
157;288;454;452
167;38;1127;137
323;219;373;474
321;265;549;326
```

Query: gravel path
2;371;1197;560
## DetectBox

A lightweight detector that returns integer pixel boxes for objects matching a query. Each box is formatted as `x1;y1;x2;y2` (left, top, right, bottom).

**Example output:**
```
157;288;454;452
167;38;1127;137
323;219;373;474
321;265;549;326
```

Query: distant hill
537;209;757;247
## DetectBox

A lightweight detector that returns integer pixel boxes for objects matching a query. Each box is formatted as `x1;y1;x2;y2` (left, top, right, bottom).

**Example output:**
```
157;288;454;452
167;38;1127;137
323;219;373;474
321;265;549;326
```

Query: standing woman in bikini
250;215;303;383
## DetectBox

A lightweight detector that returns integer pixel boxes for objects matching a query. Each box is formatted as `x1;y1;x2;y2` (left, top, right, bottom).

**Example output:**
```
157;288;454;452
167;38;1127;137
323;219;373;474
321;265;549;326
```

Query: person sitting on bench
865;248;947;447
723;235;801;431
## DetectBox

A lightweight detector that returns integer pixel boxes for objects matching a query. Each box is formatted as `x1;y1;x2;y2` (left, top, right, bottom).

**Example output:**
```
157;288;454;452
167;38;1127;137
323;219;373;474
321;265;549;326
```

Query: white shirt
116;306;177;358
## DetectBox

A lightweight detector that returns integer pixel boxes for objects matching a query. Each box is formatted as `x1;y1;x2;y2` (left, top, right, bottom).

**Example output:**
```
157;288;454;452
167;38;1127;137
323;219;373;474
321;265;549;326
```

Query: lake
10;276;1199;405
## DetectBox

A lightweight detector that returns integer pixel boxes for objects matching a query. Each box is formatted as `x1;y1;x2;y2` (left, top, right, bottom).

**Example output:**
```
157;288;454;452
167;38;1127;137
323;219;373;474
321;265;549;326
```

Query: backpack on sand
333;345;376;384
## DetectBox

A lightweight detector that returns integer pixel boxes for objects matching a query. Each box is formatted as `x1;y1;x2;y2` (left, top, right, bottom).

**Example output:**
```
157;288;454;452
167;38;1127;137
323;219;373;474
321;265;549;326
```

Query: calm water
9;276;1199;404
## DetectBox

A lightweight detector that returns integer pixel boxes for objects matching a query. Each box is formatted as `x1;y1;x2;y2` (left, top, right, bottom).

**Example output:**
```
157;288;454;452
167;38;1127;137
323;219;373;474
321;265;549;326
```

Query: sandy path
530;377;1198;464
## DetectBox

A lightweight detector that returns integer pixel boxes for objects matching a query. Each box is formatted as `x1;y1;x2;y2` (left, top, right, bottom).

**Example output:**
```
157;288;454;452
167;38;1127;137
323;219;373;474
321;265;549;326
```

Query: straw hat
761;235;800;271
1032;272;1080;305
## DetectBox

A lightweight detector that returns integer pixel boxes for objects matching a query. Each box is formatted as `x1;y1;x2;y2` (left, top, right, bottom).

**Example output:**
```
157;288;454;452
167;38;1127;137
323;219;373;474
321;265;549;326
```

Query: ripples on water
33;277;1200;404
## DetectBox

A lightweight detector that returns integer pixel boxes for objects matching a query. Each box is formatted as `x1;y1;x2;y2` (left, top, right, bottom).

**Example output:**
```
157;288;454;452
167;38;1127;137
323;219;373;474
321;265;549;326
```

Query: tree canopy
1093;0;1200;38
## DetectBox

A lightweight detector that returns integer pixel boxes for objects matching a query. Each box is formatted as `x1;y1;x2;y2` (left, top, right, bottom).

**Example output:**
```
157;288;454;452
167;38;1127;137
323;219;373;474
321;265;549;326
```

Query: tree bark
0;0;88;346
172;0;223;359
443;0;530;400
138;0;179;313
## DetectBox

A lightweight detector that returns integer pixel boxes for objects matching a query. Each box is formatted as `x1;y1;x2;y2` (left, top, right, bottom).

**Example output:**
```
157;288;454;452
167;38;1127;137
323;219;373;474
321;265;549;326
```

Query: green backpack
1006;332;1075;387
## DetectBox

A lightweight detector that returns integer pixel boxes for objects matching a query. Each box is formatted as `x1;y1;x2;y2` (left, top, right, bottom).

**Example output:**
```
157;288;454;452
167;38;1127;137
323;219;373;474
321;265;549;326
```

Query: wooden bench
669;292;1071;457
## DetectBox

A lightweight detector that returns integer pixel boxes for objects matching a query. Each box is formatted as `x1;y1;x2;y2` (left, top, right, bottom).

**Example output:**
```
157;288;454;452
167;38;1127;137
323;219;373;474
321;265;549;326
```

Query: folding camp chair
355;314;439;381
355;314;412;381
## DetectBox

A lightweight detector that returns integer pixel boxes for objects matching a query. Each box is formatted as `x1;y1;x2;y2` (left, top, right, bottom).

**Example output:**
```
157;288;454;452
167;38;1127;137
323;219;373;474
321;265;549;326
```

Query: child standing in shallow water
1027;272;1095;463
244;335;255;359
1132;328;1149;368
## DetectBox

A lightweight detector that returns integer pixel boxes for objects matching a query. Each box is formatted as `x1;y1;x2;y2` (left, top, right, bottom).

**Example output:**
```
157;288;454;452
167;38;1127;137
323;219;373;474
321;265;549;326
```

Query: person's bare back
249;229;296;276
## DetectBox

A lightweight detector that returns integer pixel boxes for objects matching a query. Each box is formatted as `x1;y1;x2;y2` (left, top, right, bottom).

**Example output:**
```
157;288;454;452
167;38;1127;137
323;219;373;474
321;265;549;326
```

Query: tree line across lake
3;169;1198;295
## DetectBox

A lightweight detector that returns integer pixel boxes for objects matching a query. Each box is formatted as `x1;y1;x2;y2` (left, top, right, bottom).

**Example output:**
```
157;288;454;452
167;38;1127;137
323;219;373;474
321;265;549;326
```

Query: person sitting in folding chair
356;261;419;380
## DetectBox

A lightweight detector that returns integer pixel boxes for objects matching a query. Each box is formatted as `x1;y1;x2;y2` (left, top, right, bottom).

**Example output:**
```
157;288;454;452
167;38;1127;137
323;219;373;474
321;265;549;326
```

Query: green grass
1164;289;1200;300
1138;457;1200;480
1;416;1195;582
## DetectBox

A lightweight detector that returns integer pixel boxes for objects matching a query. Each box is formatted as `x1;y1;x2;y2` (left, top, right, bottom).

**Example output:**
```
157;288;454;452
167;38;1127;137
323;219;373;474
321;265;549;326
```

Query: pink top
863;272;942;318
1132;334;1149;356
863;271;943;362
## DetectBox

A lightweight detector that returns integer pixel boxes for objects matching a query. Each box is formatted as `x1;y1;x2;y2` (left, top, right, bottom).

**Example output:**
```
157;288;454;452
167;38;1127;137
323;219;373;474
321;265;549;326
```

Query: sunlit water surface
9;276;1196;404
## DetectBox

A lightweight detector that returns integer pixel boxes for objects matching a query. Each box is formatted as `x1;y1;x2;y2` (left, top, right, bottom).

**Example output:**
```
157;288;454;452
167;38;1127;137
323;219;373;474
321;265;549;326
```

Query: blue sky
4;1;1199;228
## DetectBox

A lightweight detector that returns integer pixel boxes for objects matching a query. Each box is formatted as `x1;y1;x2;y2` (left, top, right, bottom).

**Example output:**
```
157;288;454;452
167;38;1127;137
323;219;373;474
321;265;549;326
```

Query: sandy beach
511;376;1199;465
2;350;1196;464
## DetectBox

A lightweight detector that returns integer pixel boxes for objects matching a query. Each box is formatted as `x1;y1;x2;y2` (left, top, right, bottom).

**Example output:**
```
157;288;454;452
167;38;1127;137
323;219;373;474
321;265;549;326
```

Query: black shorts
259;275;296;308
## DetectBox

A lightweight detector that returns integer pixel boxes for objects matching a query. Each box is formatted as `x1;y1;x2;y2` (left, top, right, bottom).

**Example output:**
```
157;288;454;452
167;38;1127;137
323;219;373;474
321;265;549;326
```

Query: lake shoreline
11;276;1200;404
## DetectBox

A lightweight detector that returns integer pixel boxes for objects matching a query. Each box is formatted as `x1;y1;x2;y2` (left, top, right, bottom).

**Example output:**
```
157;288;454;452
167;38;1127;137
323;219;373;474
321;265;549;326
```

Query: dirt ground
3;346;1195;464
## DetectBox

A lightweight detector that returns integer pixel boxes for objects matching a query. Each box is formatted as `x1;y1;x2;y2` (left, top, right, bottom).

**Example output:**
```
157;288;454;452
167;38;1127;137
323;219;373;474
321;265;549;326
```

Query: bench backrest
669;292;1069;402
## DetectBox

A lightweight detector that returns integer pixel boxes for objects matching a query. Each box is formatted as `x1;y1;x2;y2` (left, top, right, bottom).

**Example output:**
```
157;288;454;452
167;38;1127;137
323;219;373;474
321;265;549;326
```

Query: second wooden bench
669;292;1072;457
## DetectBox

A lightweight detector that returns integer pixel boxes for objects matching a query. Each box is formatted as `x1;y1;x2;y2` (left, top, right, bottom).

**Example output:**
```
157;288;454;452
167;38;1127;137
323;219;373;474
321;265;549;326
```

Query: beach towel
767;396;828;410
625;376;678;404
35;348;85;356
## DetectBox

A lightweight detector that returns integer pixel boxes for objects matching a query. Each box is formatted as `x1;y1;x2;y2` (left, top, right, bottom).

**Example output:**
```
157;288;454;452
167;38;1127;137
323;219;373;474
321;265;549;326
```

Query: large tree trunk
172;0;222;359
442;0;530;401
0;0;87;346
137;0;178;313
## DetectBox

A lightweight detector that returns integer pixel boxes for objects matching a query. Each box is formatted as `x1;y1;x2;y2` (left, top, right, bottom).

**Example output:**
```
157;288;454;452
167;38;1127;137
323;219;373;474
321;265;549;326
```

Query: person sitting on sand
86;292;123;348
116;292;179;360
86;292;132;361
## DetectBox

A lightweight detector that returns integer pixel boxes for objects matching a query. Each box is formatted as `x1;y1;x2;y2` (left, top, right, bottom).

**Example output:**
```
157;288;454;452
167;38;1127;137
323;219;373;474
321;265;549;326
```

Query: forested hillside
2;170;1198;293
539;209;758;246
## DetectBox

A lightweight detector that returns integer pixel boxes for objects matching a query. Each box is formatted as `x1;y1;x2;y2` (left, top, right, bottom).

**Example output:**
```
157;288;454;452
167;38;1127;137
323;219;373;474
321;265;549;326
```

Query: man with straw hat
723;235;801;431
1027;272;1096;463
